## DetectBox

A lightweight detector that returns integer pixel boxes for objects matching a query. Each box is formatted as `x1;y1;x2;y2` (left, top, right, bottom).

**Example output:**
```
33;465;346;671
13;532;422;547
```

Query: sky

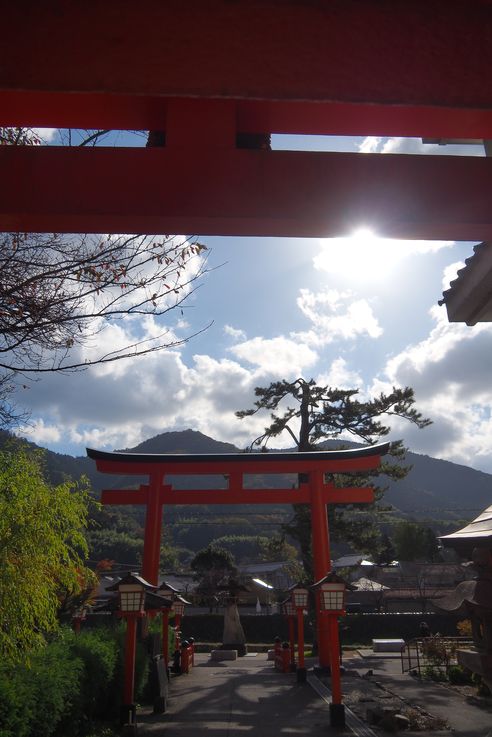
12;130;492;474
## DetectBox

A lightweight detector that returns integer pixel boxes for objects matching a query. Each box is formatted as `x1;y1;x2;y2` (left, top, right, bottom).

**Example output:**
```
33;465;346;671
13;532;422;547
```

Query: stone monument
437;505;492;690
219;579;249;657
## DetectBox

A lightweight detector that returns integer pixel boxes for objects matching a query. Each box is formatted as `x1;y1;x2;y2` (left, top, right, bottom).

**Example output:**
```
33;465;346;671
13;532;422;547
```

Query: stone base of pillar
329;703;345;728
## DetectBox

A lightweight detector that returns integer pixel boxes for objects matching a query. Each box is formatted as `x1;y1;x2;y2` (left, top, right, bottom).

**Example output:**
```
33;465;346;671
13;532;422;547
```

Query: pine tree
236;378;431;577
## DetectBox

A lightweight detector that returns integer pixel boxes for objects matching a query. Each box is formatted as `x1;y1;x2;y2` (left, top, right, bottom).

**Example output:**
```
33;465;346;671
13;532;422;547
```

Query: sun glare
315;231;450;282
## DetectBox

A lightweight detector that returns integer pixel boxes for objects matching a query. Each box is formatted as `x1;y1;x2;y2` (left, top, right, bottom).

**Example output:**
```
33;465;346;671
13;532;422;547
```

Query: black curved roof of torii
86;442;390;465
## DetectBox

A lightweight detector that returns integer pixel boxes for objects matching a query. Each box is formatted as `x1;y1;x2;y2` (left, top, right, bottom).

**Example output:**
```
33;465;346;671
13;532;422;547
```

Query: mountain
119;428;238;455
383;450;492;519
3;428;491;524
316;438;492;521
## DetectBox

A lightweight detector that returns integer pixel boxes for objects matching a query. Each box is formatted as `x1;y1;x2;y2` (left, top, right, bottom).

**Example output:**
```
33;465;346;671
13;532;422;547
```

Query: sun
314;229;444;282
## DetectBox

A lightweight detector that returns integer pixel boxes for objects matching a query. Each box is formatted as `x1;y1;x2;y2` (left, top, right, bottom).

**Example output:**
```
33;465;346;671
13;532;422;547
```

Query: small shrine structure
437;506;492;691
87;442;389;669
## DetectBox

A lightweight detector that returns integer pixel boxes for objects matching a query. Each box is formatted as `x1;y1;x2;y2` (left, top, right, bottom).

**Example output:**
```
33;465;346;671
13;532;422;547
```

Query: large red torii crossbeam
3;0;492;238
87;442;389;668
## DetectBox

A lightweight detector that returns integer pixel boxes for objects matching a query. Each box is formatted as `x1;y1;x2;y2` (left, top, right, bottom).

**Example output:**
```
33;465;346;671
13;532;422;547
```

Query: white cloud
317;358;364;390
32;127;58;143
229;336;318;375
358;136;382;153
15;346;276;454
294;288;383;344
374;306;492;471
358;136;485;157
20;418;61;446
224;324;246;341
442;261;465;291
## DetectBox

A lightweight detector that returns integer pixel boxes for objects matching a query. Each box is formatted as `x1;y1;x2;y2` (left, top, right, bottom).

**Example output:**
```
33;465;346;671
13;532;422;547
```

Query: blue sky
14;129;492;473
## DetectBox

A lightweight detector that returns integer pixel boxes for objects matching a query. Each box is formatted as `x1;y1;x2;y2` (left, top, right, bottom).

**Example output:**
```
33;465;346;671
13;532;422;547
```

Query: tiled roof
440;505;492;549
439;241;492;324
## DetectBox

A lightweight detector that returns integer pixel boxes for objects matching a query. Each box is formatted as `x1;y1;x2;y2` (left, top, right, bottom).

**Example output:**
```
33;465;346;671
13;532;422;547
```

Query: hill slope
4;428;491;522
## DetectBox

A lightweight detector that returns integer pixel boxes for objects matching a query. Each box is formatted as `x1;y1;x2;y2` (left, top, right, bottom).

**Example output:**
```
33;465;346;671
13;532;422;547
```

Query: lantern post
281;598;297;672
72;606;87;635
158;581;181;667
312;574;347;728
290;585;309;683
172;596;187;651
109;573;154;730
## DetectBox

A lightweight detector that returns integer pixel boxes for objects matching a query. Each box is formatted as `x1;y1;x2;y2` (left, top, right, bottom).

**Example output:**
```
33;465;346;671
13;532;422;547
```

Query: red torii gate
3;1;492;238
87;442;389;668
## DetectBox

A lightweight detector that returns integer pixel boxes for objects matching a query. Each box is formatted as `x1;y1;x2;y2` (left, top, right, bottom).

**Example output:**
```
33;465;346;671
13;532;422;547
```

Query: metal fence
401;636;474;676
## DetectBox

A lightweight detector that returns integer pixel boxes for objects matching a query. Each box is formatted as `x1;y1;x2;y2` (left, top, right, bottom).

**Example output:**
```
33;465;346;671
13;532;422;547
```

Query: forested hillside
2;429;491;569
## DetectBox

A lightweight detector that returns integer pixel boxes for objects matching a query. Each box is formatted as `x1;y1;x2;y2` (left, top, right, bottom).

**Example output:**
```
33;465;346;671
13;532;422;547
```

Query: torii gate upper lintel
87;442;389;668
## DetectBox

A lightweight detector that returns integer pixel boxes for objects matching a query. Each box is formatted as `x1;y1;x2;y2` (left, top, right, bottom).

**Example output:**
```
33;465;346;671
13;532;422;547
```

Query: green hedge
0;635;85;737
0;625;151;737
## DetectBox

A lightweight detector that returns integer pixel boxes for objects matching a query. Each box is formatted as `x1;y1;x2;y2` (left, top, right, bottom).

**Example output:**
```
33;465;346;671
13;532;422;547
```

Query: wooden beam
100;485;373;505
3;145;492;239
3;1;492;112
101;488;147;505
160;487;312;505
3;92;492;140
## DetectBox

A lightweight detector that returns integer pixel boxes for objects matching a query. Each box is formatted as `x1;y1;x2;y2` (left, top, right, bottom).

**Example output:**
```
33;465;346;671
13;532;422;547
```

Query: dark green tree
394;521;440;562
190;544;237;609
236;378;431;577
374;531;397;565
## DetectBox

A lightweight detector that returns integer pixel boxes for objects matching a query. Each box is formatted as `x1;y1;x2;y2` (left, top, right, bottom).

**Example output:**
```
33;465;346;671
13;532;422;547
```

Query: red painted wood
3;1;492;110
3;92;492;139
288;616;296;669
100;489;146;505
100;485;373;506
142;474;165;586
124;616;138;706
297;608;305;671
162;609;169;667
328;615;343;704
93;456;382;476
310;471;332;668
159;488;312;505
328;488;374;504
3;145;492;239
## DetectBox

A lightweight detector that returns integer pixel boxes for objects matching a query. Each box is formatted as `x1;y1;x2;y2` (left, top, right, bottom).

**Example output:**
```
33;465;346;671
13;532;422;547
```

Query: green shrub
32;639;84;737
0;636;84;737
0;626;130;737
422;664;446;682
0;662;33;737
472;673;492;697
447;665;473;685
112;626;149;706
69;628;119;727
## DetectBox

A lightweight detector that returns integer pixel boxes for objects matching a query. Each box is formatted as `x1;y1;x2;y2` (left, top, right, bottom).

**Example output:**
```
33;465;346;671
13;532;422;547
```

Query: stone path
138;653;346;736
135;650;492;736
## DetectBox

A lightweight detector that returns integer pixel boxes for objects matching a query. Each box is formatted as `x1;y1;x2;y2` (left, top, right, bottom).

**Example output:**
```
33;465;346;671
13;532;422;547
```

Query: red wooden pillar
174;614;182;650
288;616;296;671
309;470;332;668
123;616;138;721
142;472;164;586
161;609;170;667
297;607;306;677
328;615;342;704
